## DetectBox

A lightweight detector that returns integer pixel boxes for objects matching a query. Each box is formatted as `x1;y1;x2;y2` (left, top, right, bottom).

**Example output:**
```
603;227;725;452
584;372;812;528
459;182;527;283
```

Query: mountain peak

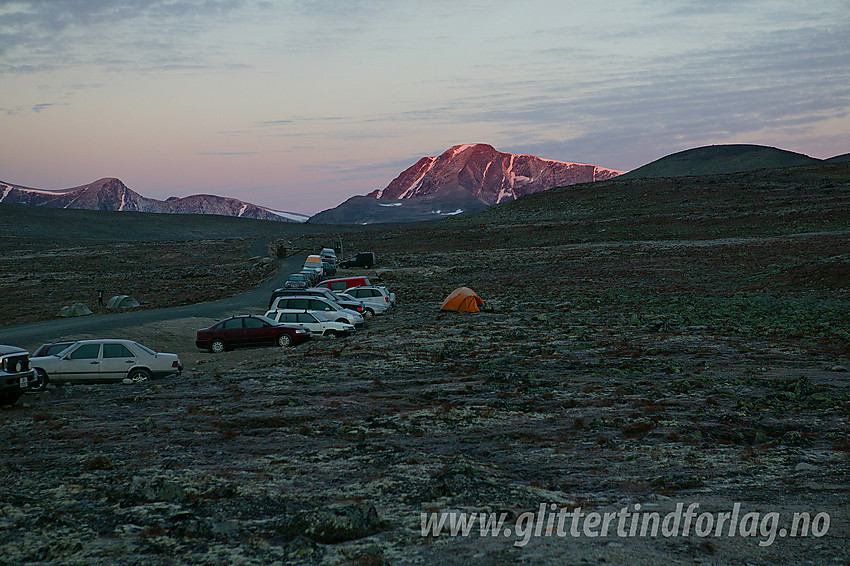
369;144;621;205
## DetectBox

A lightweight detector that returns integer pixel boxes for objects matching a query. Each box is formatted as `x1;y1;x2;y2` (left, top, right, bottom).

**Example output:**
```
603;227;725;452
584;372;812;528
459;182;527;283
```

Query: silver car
336;291;388;316
30;339;182;386
345;286;396;311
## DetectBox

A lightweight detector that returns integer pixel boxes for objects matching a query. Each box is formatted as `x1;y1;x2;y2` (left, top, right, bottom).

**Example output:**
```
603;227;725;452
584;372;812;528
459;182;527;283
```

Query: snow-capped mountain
310;144;621;224
367;143;621;205
0;178;308;222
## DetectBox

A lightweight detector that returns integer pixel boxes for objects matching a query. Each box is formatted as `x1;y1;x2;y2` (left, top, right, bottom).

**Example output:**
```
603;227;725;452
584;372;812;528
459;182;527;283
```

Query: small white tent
59;303;93;317
106;295;140;310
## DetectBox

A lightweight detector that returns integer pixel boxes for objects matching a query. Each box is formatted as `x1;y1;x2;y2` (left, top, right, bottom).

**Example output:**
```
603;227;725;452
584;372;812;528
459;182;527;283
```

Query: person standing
97;289;104;307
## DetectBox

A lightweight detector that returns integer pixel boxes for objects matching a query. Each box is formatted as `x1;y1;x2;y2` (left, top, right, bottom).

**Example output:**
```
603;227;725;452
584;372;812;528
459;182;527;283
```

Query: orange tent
440;287;484;313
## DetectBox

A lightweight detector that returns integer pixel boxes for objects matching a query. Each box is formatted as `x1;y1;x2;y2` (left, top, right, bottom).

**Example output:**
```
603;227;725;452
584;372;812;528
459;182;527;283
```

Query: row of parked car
283;249;377;290
193;249;394;353
0;250;390;407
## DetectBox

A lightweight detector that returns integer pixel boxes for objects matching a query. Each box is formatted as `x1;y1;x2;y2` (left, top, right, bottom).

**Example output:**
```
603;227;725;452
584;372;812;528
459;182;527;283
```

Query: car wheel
128;368;152;382
210;339;226;354
365;308;375;317
30;368;49;392
277;333;292;347
324;330;337;338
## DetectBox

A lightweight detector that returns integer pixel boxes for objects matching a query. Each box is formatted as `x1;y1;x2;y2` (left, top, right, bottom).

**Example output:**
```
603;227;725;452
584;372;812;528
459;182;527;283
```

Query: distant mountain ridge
0;178;308;222
311;143;621;223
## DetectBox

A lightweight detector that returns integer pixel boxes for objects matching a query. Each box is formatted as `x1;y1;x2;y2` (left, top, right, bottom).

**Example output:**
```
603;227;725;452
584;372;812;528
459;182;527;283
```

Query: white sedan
30;339;182;386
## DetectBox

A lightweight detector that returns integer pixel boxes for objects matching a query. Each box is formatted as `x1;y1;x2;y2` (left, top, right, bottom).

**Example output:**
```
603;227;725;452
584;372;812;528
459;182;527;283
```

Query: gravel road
0;254;306;351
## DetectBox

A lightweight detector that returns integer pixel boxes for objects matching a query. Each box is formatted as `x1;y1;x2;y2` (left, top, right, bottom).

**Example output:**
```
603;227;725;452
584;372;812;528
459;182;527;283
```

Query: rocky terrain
1;163;848;564
0;238;276;327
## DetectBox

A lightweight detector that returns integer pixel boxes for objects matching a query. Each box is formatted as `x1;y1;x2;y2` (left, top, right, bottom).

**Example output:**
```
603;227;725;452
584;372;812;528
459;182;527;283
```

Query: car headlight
295;329;307;334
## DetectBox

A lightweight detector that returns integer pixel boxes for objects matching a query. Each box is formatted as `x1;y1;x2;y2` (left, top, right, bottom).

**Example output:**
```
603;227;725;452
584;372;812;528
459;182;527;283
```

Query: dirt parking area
2;234;848;564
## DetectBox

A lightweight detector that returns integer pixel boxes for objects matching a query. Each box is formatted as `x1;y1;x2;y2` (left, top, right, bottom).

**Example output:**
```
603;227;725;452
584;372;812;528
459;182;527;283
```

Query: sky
1;1;849;215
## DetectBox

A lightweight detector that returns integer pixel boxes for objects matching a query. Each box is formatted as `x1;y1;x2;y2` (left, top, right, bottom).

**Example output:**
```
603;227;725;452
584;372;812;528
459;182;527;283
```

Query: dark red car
196;315;312;353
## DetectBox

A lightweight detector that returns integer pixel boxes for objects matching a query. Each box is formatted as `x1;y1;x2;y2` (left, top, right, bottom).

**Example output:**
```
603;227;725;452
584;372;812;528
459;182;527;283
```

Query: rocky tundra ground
1;166;849;564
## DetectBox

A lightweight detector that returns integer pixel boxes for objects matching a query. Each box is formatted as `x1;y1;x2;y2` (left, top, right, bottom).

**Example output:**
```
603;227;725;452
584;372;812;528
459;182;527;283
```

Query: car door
221;318;246;346
276;312;295;325
296;312;322;333
308;298;335;315
100;342;137;381
288;298;310;312
243;316;273;346
59;343;102;382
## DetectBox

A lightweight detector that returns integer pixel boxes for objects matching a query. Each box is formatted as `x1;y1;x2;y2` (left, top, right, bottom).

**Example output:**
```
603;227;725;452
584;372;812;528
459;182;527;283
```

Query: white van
303;254;325;277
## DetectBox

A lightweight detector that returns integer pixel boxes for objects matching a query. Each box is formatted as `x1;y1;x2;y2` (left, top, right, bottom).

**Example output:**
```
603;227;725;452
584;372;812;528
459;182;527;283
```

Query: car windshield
312;312;330;322
289;274;306;280
255;315;280;325
336;293;355;301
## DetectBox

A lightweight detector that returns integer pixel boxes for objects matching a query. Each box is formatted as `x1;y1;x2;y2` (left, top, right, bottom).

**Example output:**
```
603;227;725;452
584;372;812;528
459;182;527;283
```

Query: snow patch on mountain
265;209;310;222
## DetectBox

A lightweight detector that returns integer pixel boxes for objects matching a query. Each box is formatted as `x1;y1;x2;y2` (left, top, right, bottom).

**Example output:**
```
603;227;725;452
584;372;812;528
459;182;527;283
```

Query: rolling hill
619;144;822;179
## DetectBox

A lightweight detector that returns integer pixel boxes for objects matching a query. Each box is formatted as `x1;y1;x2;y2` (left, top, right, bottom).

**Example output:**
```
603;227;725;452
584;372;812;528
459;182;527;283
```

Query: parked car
196;315;312;353
30;339;182;385
320;248;338;265
321;261;337;277
267;311;356;338
0;345;36;406
268;287;366;314
299;268;322;286
302;264;323;281
336;291;388;316
339;252;376;269
346;285;396;308
266;296;365;327
304;254;326;274
284;273;311;289
316;276;372;292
